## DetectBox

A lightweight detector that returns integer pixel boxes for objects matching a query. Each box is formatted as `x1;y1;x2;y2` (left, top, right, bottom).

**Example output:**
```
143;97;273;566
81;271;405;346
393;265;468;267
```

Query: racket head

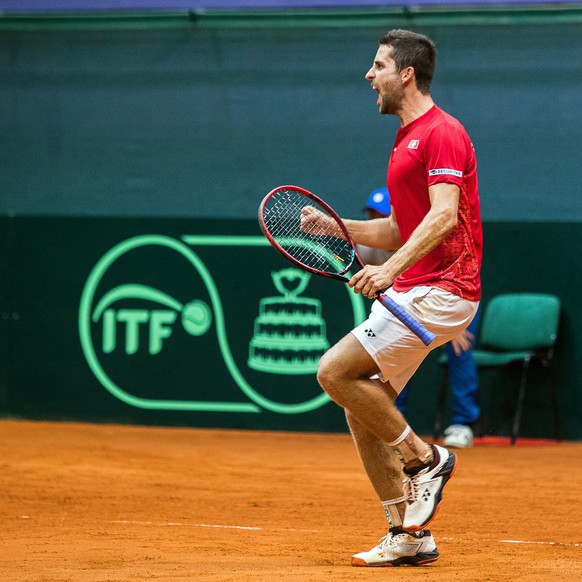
259;185;360;280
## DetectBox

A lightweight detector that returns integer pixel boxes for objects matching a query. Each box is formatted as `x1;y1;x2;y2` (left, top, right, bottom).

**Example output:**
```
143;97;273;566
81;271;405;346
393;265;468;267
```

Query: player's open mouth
371;83;380;96
373;86;381;106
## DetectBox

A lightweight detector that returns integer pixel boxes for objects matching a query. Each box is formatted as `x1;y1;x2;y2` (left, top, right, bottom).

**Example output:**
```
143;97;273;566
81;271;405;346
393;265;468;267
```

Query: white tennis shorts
351;286;479;393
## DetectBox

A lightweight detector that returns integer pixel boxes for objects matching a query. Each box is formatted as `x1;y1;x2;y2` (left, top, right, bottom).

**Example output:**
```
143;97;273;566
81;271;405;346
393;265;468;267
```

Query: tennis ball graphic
181;300;212;336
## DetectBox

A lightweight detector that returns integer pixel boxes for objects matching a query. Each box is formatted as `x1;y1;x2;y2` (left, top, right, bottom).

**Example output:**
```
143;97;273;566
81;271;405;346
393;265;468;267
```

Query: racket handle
376;293;436;346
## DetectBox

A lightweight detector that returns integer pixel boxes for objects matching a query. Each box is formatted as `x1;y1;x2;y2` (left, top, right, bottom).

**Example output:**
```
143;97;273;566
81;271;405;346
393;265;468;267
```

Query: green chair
433;293;561;445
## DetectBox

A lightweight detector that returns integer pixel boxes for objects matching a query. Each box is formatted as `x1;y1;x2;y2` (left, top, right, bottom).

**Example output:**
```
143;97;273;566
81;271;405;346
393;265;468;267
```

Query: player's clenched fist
349;263;395;299
300;206;345;238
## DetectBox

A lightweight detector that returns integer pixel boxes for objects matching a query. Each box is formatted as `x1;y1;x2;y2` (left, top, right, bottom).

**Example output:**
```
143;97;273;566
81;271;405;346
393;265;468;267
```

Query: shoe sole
405;451;457;532
352;551;440;567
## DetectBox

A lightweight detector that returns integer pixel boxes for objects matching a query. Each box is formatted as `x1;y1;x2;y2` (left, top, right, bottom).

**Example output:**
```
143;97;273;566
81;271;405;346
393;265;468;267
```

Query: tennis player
315;29;482;566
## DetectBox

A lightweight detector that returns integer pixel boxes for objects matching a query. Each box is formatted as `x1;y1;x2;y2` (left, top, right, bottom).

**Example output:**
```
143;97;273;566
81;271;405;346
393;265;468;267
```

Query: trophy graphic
248;268;330;374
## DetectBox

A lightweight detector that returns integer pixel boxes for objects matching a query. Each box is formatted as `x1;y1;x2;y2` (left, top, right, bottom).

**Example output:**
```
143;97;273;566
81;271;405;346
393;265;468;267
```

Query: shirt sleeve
424;122;468;188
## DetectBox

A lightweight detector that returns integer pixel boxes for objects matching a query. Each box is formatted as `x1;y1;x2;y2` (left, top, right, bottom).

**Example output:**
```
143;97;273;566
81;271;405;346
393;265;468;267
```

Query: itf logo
79;234;367;415
94;288;211;355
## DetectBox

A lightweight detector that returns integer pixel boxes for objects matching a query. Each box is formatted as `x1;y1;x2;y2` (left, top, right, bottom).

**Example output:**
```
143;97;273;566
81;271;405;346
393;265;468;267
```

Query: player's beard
379;83;404;115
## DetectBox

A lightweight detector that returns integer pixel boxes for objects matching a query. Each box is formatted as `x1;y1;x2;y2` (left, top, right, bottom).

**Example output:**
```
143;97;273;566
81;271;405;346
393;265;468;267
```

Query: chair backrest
480;293;561;351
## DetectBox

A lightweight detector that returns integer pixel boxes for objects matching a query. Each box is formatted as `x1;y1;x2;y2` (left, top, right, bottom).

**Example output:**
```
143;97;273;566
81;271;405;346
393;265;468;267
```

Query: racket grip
376;293;436;346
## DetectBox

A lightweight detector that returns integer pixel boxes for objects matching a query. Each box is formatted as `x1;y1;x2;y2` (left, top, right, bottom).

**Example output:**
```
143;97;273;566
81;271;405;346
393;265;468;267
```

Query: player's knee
316;350;335;390
316;350;346;402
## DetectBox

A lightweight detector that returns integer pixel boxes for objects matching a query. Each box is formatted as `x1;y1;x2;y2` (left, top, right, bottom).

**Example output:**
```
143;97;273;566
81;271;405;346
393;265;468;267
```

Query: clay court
2;420;581;581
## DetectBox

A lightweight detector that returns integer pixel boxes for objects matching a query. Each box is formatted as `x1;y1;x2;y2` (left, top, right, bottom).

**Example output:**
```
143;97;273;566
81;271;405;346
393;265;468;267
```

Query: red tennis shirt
387;105;482;301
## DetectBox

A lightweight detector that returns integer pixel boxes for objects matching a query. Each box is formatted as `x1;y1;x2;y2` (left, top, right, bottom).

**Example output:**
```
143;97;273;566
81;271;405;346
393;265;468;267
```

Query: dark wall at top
1;14;581;221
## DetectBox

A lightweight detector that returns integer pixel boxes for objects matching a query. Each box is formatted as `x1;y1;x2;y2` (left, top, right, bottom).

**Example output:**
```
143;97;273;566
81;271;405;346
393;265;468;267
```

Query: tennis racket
258;185;435;346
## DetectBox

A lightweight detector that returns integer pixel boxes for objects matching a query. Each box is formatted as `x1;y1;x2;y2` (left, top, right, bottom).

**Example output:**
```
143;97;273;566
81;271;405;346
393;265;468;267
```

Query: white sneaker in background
443;424;474;448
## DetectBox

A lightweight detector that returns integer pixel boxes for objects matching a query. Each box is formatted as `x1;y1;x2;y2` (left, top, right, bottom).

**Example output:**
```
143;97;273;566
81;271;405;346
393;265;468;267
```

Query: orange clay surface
1;420;581;581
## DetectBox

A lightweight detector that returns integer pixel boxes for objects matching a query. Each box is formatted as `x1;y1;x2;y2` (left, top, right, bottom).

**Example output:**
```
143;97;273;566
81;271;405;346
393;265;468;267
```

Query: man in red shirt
315;30;482;566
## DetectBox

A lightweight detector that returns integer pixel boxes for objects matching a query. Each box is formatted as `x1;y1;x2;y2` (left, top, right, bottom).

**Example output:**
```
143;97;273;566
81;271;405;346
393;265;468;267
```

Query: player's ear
401;66;414;83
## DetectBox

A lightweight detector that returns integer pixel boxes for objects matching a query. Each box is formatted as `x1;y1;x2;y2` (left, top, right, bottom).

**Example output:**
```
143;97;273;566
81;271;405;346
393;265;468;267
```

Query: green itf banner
0;218;369;430
66;223;365;426
2;218;581;438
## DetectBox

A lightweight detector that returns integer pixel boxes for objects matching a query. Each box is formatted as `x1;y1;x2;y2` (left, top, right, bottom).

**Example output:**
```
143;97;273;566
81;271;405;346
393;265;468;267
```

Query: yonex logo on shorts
428;168;463;177
365;329;376;338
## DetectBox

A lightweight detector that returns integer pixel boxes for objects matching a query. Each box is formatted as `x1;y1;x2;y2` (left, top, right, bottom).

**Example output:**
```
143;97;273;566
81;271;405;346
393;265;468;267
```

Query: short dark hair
379;29;436;94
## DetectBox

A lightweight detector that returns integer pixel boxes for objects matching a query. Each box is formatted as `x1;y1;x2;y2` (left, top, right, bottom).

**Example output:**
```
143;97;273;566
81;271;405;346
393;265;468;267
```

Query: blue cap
364;187;391;216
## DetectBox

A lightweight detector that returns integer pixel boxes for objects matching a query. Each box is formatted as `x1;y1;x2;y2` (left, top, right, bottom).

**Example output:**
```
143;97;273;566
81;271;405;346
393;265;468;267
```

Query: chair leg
433;365;448;441
474;382;484;438
544;364;561;441
511;356;531;445
474;410;484;438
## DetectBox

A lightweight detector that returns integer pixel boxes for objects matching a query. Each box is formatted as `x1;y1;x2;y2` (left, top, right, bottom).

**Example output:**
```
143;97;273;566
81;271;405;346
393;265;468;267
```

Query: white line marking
112;520;318;533
441;536;581;548
111;523;580;546
168;523;262;531
501;539;582;547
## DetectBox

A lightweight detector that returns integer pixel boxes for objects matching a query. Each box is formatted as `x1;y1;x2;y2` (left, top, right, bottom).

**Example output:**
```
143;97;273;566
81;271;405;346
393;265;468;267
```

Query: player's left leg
346;409;408;528
317;334;443;535
317;333;432;471
347;409;440;567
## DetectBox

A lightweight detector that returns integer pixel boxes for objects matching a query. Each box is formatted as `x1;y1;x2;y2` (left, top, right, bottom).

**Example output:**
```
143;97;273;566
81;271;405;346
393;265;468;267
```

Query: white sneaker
352;528;439;567
402;444;456;531
443;424;474;448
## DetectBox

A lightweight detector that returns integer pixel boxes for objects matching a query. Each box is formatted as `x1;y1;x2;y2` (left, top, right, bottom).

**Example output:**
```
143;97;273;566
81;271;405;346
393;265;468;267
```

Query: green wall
0;217;361;432
0;217;580;440
1;9;581;221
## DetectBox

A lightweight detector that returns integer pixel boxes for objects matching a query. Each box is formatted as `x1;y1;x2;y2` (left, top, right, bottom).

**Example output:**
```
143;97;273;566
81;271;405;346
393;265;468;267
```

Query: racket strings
262;189;354;275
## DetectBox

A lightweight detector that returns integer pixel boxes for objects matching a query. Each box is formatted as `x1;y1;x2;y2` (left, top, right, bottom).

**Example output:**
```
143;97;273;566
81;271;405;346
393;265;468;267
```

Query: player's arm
343;212;402;251
349;182;459;298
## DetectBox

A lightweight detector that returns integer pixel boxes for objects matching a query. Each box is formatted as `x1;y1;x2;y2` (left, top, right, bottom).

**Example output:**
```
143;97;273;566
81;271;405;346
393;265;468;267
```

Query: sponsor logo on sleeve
428;168;463;177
